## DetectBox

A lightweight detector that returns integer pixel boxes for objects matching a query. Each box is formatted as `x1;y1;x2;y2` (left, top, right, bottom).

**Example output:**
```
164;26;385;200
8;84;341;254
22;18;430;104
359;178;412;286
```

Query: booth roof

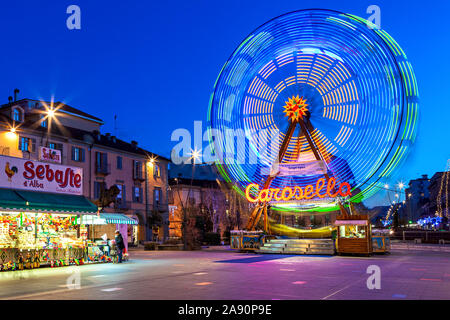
0;188;98;214
100;213;138;225
334;220;369;226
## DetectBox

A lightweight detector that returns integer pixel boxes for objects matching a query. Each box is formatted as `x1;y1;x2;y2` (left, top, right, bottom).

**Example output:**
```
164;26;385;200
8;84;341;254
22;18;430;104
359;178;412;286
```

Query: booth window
339;225;366;239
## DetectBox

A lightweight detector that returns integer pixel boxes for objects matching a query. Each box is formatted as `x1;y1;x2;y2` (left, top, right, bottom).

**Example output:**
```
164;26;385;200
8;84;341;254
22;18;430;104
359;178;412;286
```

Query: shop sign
39;147;61;164
261;160;327;177
0;155;83;195
245;177;351;203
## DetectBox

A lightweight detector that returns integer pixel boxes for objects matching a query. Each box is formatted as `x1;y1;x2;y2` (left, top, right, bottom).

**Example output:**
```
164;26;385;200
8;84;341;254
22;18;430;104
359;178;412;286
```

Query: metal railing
95;163;111;175
113;200;132;210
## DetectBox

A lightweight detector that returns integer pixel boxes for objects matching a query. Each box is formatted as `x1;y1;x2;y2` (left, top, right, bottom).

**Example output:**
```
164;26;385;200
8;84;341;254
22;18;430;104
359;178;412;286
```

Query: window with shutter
94;182;101;199
71;147;85;162
19;136;34;152
134;187;142;203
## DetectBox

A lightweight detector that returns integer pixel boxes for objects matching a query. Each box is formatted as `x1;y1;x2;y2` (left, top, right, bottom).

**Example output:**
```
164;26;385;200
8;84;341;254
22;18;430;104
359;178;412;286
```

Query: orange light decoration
283;95;308;122
245;177;352;203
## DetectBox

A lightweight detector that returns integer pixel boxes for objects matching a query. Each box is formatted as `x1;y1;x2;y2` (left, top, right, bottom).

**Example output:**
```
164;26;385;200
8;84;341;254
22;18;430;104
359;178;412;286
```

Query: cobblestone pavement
0;248;449;300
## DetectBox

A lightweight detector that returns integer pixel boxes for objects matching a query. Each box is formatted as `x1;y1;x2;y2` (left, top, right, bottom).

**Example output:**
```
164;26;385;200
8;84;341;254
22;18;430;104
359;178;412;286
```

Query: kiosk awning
0;188;98;214
100;213;138;225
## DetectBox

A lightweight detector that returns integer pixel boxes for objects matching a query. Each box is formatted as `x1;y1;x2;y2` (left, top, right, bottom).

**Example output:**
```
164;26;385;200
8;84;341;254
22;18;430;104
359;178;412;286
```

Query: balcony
133;170;145;182
153;202;168;212
113;200;132;211
95;163;111;175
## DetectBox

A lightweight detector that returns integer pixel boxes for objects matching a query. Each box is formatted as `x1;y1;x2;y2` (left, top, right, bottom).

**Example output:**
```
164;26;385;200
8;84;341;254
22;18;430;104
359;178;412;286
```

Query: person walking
110;241;118;263
115;230;125;263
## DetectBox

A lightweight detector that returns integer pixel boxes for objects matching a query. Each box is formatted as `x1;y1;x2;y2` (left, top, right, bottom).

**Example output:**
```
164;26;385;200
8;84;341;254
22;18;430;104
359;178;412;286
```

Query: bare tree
216;180;255;231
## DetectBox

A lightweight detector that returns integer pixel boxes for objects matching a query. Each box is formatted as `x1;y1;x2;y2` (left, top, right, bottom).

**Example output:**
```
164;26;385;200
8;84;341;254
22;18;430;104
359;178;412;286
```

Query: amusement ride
208;9;419;254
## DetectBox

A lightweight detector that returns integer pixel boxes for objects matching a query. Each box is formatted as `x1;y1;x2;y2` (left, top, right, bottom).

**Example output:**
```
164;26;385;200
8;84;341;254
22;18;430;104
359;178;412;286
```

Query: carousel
208;9;418;255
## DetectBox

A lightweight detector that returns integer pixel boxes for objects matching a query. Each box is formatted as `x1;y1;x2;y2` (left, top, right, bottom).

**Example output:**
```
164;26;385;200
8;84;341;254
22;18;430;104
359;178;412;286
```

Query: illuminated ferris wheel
208;9;419;229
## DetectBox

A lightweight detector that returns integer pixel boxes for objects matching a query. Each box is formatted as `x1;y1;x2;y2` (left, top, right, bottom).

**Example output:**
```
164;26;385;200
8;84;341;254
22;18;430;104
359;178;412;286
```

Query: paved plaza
0;247;449;300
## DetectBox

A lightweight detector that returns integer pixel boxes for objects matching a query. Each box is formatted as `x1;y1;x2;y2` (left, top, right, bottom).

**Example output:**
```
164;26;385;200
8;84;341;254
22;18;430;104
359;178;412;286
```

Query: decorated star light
283;96;308;122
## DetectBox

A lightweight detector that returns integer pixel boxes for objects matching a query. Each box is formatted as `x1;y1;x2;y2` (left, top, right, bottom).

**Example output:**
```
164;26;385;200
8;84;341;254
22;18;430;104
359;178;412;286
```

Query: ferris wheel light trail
208;9;419;215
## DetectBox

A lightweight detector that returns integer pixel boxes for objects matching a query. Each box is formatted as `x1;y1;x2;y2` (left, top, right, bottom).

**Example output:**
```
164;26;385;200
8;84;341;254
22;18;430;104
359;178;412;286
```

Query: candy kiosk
0;156;100;271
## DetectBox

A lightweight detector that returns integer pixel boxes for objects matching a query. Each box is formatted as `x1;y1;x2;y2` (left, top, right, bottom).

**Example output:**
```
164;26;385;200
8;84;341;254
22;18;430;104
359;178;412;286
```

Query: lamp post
180;148;202;250
44;106;56;147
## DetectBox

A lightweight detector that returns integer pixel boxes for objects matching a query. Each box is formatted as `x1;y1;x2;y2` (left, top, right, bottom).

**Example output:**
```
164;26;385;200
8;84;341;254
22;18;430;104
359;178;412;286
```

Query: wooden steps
258;238;335;255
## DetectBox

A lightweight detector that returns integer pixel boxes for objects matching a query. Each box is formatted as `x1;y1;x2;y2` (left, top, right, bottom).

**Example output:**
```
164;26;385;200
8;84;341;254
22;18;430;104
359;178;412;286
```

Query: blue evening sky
0;0;449;206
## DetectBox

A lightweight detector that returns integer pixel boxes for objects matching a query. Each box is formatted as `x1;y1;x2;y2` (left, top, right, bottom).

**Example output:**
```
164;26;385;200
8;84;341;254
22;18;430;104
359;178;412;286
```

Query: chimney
422;174;428;179
105;133;111;140
13;89;19;102
92;130;100;140
8;96;13;105
111;136;116;143
131;140;138;149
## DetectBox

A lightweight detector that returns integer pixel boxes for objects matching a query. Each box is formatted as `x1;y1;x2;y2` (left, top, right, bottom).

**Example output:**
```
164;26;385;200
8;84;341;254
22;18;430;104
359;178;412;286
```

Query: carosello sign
245;177;351;203
0;155;83;195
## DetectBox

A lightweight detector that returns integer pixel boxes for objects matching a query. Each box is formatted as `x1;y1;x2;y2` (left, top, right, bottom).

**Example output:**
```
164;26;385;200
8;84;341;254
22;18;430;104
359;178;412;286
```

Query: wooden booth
335;214;372;256
230;230;265;251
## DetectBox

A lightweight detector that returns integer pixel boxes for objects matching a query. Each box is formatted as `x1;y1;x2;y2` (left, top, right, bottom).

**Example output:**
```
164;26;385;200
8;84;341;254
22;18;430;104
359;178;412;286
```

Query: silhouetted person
115;230;125;263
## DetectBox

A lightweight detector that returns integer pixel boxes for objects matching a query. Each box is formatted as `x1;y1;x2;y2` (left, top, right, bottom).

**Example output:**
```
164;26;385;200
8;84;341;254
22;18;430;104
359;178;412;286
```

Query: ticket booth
230;230;265;251
335;215;372;256
372;230;391;254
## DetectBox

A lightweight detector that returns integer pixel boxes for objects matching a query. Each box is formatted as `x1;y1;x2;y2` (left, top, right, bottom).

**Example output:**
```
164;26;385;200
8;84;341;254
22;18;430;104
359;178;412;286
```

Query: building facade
427;171;450;218
404;174;431;222
0;93;169;244
168;163;235;241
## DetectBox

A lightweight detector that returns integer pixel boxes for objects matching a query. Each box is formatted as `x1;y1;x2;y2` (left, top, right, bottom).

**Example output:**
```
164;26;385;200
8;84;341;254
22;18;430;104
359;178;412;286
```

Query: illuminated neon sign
245;177;351;203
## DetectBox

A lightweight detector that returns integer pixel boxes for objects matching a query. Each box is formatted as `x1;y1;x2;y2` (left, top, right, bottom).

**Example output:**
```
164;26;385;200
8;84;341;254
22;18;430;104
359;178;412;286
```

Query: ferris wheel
208;9;418;229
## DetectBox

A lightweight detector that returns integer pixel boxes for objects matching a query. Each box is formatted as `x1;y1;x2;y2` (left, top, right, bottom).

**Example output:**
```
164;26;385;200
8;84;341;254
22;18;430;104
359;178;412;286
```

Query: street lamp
43;104;58;146
189;148;202;164
6;126;17;140
47;108;55;118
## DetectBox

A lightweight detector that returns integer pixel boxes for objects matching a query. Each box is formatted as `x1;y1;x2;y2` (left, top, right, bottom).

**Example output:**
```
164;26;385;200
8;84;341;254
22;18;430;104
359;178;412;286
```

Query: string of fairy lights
437;159;450;218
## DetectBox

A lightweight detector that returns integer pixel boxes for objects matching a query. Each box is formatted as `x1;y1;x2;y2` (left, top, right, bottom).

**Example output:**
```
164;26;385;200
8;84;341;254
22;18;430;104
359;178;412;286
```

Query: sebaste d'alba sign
0;155;83;195
39;146;62;164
